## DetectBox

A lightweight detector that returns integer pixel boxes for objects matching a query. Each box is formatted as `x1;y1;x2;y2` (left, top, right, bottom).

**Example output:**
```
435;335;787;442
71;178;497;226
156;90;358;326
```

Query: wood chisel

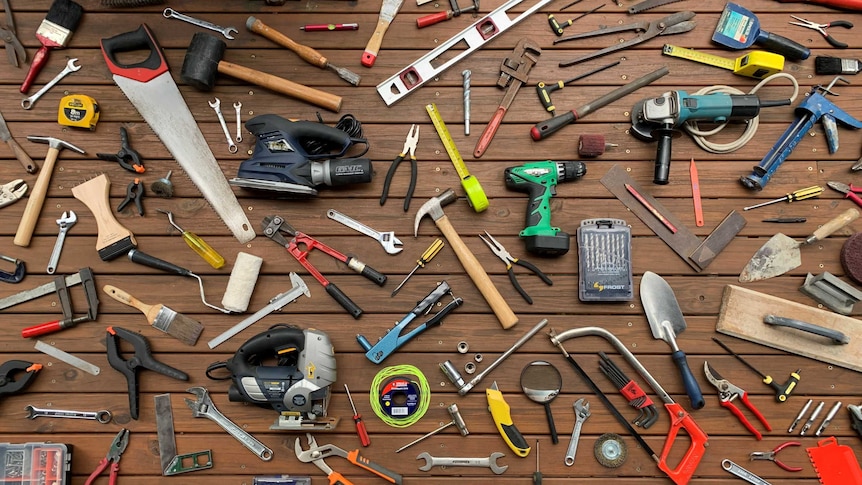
362;0;403;67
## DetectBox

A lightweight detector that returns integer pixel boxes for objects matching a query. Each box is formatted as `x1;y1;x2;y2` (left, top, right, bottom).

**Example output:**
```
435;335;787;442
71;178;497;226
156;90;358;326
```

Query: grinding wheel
840;233;862;285
594;433;627;468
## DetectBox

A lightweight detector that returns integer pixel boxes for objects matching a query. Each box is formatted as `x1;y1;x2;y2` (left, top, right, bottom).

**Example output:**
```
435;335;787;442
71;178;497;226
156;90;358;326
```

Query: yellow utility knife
487;381;531;457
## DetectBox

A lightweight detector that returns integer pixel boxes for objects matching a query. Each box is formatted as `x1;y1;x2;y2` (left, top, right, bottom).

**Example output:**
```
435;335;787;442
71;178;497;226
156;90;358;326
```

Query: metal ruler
661;44;784;79
425;104;488;212
377;0;555;105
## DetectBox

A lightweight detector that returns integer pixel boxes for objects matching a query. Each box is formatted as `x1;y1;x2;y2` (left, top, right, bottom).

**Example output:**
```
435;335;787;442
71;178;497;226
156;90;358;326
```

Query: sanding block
72;174;137;261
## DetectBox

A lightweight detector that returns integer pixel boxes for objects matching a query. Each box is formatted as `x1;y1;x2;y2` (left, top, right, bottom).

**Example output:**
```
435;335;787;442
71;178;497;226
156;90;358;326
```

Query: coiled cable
369;365;430;428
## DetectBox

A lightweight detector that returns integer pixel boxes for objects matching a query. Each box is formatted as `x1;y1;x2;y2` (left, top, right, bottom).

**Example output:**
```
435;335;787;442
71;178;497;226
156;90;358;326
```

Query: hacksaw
100;25;255;243
377;0;555;105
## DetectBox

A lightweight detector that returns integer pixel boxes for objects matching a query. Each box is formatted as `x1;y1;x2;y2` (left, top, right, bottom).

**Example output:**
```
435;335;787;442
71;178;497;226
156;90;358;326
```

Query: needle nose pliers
789;16;853;49
750;441;803;472
704;361;772;440
380;124;419;212
479;231;553;304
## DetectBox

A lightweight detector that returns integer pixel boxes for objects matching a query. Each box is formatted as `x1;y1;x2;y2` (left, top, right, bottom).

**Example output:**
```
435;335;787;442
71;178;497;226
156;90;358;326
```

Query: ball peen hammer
14;136;85;247
414;189;518;329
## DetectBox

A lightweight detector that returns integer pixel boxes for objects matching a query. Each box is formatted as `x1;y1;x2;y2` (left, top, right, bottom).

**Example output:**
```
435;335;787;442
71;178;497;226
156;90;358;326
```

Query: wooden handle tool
362;0;404;67
103;284;161;322
14;147;60;247
4;137;37;174
71;174;137;261
217;60;342;112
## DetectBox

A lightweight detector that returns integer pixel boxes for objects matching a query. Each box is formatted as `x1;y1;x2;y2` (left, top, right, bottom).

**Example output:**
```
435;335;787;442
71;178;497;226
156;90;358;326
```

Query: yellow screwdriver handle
182;230;225;269
788;185;824;201
418;238;444;267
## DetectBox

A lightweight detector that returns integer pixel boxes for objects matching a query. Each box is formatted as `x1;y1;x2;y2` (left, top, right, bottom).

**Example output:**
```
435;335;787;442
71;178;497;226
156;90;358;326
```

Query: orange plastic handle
657;402;708;485
417;11;450;28
328;471;354;485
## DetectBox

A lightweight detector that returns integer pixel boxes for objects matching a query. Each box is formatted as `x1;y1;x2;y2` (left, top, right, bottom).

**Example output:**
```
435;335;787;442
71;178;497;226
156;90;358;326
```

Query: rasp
100;24;255;243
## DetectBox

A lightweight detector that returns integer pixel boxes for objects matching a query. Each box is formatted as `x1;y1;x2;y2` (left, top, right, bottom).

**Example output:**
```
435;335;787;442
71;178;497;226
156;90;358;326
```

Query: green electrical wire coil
369;365;430;428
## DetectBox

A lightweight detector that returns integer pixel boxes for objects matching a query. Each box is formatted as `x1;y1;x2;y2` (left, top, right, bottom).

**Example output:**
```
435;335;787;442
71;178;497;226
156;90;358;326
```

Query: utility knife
486;381;531;457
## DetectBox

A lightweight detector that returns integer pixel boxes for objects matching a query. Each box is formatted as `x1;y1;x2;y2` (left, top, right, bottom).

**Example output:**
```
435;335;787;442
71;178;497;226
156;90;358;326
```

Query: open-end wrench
417;451;508;475
25;405;111;423
233;101;242;143
21;58;81;110
47;210;76;274
163;8;238;40
208;98;237;153
722;459;772;485
327;209;402;254
565;398;590;466
184;387;273;461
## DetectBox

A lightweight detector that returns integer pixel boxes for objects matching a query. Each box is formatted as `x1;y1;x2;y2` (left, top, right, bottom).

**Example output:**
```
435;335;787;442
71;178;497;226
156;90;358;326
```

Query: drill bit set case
577;218;633;302
0;442;72;485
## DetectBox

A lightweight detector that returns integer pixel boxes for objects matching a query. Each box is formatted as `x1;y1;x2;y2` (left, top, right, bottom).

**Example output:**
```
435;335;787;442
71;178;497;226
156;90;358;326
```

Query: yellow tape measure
425;103;488;213
662;45;784;79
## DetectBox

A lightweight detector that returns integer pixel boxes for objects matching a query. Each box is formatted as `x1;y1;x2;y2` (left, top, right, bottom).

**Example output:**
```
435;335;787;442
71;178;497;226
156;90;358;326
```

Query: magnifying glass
520;360;562;444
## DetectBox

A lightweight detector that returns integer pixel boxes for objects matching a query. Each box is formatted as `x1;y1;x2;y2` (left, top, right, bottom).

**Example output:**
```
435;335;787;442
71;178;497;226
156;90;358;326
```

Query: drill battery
577;218;632;301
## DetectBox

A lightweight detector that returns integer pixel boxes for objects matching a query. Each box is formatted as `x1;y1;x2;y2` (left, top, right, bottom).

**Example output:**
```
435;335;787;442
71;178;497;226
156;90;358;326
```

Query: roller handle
417;11;451;28
14;147;59;247
4;138;37;173
128;249;192;276
672;350;705;410
20;46;50;93
473;107;506;158
759;31;810;61
530;111;576;140
325;283;363;319
247;16;328;68
362;16;393;67
218;60;342;112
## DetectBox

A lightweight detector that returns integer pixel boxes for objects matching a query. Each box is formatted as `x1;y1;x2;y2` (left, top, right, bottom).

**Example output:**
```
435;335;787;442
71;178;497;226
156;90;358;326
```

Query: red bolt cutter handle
658;402;708;485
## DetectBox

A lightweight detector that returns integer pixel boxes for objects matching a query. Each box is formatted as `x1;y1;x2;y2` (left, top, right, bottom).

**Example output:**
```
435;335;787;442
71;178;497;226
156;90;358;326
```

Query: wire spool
370;365;430;428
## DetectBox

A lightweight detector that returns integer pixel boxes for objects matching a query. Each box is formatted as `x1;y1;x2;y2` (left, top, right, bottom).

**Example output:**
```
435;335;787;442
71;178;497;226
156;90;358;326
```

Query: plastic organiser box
577;218;633;302
0;442;71;485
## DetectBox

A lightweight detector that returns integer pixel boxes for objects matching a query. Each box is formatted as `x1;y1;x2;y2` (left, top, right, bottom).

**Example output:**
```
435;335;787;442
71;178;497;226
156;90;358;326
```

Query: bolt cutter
704;361;771;440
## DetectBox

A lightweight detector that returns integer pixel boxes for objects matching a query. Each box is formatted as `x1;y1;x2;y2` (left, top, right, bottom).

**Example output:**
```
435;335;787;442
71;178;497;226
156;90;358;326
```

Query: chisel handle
805;208;859;244
128;249;193;276
4;138;37;173
672;350;705;410
247;17;328;69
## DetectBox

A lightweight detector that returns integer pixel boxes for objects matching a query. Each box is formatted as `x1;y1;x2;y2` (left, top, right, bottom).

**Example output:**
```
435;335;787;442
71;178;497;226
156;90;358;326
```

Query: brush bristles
45;0;84;29
153;306;203;346
815;56;861;75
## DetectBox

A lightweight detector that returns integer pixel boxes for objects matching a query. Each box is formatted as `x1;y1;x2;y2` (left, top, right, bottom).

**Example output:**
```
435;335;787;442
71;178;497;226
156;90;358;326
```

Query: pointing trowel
640;271;705;410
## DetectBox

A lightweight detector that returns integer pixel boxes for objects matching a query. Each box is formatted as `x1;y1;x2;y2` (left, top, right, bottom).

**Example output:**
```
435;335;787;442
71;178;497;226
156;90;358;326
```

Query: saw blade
628;0;686;13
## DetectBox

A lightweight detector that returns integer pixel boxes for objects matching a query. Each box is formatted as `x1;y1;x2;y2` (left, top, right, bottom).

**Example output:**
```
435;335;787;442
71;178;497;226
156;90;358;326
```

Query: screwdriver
533;440;542;484
712;338;801;402
157;209;225;269
391;238;445;296
742;185;823;211
344;384;370;447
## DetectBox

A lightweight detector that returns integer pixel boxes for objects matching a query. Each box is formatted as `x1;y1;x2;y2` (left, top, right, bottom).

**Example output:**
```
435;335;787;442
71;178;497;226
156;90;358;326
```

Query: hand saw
100;24;255;244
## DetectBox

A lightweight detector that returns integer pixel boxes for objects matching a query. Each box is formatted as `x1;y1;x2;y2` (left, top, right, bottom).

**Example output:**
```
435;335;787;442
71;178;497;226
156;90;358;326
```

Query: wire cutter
97;127;145;174
479;231;553;305
827;181;862;207
0;0;25;68
295;433;403;484
555;11;696;66
750;441;803;472
106;326;189;420
789;16;852;49
85;428;129;485
380;124;419;212
704;361;772;440
0;360;41;398
117;178;144;216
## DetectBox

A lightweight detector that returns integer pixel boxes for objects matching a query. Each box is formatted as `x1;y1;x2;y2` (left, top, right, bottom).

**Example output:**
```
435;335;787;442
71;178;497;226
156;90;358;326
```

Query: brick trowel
640;271;704;410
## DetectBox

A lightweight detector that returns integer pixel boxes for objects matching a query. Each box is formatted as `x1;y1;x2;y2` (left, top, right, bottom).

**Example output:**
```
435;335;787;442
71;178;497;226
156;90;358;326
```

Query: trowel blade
739;233;801;283
640;271;687;343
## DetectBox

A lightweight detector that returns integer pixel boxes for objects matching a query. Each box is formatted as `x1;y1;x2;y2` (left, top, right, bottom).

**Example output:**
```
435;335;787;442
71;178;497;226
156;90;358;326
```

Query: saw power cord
370;364;430;428
683;73;800;154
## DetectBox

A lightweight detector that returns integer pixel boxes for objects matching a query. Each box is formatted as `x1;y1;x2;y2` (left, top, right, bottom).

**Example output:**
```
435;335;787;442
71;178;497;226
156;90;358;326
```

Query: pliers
85;428;129;485
380;124;418;212
789;16;852;49
827;181;862;207
295;433;403;484
0;360;41;398
479;231;553;304
0;179;27;208
750;441;803;472
97;127;145;173
0;0;25;68
704;361;772;440
106;326;188;420
117;178;144;216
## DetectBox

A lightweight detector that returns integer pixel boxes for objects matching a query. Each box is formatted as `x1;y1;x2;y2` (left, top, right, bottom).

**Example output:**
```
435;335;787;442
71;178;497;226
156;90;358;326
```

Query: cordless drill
631;91;790;184
504;161;586;257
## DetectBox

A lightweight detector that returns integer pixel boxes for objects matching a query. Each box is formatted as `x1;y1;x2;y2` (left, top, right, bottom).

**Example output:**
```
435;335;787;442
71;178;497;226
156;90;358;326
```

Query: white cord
682;73;800;154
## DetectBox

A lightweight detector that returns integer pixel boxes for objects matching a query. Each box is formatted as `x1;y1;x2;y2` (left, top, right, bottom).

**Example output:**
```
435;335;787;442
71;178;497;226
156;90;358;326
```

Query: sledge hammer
414;189;518;329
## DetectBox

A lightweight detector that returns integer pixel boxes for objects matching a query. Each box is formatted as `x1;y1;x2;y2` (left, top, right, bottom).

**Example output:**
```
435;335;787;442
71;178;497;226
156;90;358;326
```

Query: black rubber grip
347;257;387;286
672;350;705;410
325;283;363;319
101;24;166;75
531;111;576;140
128;249;191;276
653;132;673;185
508;269;532;305
760;32;810;61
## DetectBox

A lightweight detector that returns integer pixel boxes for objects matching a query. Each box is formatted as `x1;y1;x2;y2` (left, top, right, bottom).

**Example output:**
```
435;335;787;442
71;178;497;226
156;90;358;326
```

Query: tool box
577;219;633;301
0;442;72;485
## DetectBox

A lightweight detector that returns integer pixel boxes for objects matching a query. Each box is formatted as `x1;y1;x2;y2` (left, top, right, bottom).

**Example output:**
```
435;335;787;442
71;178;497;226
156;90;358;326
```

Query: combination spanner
565;398;590;466
184;387;273;461
233;101;243;143
208;98;237;153
722;459;773;485
47;210;76;274
417;451;508;475
327;209;403;254
163;8;238;40
21;58;81;110
25;405;112;424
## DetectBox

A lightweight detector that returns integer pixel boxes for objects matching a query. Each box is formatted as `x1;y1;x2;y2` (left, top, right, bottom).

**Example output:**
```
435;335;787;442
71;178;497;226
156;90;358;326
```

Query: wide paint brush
21;0;84;93
103;285;204;346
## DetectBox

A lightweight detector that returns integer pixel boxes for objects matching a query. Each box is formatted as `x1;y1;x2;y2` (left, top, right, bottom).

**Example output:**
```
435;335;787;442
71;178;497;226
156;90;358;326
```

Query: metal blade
738;234;801;283
0;107;12;142
378;0;404;22
640;271;687;343
113;72;255;244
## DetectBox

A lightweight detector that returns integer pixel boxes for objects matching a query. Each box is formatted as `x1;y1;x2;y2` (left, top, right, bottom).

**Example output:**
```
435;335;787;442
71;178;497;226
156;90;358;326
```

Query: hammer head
447;403;469;436
414;189;458;237
26;136;85;154
181;32;226;91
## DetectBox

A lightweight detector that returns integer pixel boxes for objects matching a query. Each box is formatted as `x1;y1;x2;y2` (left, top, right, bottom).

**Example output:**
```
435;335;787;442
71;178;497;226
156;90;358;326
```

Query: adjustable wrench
327;209;403;254
25;405;111;423
417;451;508;475
47;210;76;274
208;98;237;153
21;58;81;110
565;398;590;466
184;387;273;461
163;8;238;39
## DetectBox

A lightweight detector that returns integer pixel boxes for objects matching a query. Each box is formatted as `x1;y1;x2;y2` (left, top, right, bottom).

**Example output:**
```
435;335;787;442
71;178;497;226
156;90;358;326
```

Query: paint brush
21;0;84;93
102;284;203;346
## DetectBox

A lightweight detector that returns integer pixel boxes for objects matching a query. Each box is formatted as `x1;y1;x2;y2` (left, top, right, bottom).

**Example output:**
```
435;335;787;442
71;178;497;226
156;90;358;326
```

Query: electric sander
230;114;373;196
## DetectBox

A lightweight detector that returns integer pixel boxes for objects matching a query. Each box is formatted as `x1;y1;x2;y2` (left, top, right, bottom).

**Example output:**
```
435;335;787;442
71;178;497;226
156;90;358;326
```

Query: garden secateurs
704;362;772;440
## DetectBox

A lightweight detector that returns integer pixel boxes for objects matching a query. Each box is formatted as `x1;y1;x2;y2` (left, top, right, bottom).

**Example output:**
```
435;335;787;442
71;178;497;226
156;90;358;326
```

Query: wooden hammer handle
247;17;328;69
218;60;342;112
14;147;58;247
435;214;519;329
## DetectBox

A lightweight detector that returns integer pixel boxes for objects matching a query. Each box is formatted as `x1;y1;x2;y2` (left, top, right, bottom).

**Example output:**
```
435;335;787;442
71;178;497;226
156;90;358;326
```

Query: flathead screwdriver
344;384;370;447
743;185;824;211
391;238;445;296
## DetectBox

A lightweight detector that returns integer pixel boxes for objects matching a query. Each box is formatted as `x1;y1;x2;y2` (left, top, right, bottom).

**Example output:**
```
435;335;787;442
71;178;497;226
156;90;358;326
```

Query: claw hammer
414;189;518;329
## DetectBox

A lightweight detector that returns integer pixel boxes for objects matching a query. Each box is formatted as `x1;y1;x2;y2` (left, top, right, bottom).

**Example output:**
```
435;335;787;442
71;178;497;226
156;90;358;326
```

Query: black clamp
97;127;145;174
117;178;145;216
106;326;189;420
0;360;41;398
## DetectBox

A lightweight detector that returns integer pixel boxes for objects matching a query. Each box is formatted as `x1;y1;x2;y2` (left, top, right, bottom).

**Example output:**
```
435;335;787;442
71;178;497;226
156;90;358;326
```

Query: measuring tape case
577;219;633;302
0;442;72;485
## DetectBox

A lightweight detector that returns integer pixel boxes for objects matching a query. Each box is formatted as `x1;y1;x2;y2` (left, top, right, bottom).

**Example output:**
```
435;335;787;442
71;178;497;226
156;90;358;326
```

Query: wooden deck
2;0;862;483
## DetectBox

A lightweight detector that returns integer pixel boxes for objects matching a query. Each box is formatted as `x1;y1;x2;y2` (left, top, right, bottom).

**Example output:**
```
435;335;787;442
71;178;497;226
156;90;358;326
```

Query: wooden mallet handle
246;17;328;69
217;60;342;112
14;146;58;247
